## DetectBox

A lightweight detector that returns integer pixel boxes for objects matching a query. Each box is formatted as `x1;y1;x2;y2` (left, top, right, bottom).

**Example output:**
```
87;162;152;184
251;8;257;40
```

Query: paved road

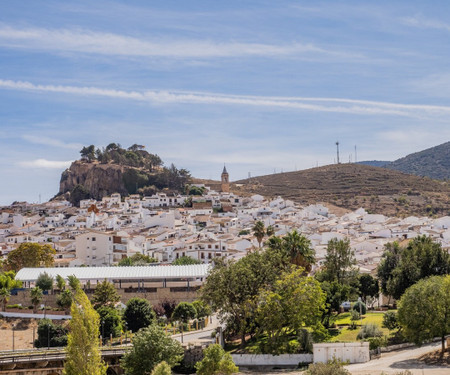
345;341;449;375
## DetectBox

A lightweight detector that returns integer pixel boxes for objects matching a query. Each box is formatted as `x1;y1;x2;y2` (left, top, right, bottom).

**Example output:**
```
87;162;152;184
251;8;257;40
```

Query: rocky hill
384;141;450;180
57;143;190;205
233;164;450;217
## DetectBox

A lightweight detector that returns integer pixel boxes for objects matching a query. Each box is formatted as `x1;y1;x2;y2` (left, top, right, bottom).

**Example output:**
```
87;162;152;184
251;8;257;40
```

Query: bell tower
221;165;229;193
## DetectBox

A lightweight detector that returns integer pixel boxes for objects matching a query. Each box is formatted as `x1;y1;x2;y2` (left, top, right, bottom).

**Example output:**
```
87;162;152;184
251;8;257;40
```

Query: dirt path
0;319;38;350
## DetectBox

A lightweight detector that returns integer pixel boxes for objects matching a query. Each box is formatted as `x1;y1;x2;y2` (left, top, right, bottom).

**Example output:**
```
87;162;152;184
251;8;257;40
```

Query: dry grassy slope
232;164;450;217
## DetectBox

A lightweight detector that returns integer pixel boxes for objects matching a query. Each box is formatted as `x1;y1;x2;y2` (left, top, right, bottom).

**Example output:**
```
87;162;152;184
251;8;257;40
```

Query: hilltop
233;163;450;217
57;143;191;205
358;141;450;180
384;141;450;180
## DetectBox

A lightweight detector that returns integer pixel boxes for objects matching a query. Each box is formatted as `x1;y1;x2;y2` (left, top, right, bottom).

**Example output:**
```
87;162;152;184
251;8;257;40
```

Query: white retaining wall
313;342;370;364
231;354;313;367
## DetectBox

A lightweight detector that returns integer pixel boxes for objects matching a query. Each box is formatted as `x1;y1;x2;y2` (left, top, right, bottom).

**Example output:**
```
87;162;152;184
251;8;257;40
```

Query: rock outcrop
59;161;129;200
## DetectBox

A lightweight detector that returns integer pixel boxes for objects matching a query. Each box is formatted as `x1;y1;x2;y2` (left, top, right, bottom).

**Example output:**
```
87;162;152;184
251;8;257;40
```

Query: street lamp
12;323;15;352
124;321;128;344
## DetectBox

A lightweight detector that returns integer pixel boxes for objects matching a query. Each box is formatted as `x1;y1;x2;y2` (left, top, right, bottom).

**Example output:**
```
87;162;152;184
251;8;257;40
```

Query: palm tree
56;275;66;291
282;230;316;272
30;287;43;313
266;225;275;237
0;271;22;311
252;221;266;248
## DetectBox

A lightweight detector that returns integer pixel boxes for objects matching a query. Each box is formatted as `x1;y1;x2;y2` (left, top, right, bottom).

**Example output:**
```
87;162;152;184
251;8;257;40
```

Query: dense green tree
80;145;96;162
67;275;81;291
201;249;291;345
64;288;107;375
56;275;66;291
173;256;202;265
56;289;73;313
172;302;197;323
195;344;238;375
30;287;43;313
357;274;379;305
6;243;55;271
35;318;68;348
319;238;357;285
252;220;266;248
36;272;53;292
0;271;22;311
378;236;450;300
256;268;326;353
123;298;156;333
92;279;120;309
398;275;450;355
121;324;183;375
97;306;123;338
192;300;212;319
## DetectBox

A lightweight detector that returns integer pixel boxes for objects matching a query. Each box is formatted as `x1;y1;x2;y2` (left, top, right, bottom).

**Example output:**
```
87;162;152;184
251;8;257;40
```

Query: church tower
221;165;230;193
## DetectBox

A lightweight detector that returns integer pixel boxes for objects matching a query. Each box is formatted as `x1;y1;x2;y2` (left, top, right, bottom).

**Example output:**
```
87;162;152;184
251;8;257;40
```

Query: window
208;245;211;249
92;237;96;241
201;252;204;259
208;253;212;259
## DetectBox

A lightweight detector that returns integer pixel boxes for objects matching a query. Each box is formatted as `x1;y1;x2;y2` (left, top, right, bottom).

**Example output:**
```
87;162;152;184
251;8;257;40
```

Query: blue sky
1;1;450;205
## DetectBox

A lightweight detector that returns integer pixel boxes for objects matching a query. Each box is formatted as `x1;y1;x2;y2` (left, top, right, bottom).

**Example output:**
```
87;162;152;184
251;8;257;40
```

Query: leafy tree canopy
124;298;156;333
171;302;197;323
398;275;450;355
118;253;157;266
121;324;184;375
92;279;121;309
64;288;107;375
36;272;53;292
0;271;22;311
6;243;55;271
377;236;450;300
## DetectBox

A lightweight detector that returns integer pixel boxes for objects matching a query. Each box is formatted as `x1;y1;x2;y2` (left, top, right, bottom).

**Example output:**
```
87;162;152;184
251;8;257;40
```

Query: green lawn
330;311;391;342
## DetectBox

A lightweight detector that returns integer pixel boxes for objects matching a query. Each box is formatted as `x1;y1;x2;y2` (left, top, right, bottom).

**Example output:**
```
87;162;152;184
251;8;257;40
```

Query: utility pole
336;141;340;164
355;145;357;163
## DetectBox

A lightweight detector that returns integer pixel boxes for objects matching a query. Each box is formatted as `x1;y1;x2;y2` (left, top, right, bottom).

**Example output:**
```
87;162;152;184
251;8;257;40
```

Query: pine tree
63;288;107;375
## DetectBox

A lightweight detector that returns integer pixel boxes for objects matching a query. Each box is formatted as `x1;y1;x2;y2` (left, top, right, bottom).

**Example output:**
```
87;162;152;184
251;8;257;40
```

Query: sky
1;0;450;205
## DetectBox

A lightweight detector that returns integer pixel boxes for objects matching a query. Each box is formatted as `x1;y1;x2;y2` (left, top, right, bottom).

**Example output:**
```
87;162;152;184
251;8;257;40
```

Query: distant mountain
233;163;450;217
384;141;450;180
357;160;390;168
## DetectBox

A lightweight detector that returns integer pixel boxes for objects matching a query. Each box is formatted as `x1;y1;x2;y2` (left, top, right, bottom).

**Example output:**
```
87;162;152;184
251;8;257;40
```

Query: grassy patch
331;312;391;342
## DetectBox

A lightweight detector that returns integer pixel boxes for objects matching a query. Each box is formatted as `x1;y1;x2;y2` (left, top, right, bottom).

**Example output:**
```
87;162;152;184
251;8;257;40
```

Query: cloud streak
0;24;355;60
22;135;82;150
2;79;450;118
17;159;72;169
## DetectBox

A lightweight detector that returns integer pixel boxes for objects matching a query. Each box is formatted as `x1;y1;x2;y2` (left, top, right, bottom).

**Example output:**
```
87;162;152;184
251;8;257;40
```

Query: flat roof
15;264;210;282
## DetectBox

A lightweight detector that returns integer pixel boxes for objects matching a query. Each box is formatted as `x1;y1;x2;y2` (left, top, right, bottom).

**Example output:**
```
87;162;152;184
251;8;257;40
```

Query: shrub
367;335;387;350
357;323;383;340
352;301;366;315
34;318;68;348
171;302;197;323
382;311;399;331
305;359;350;375
151;361;172;375
195;344;238;375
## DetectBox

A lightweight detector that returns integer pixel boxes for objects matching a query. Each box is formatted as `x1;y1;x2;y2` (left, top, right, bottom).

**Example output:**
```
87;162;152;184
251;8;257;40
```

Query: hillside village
1;168;449;276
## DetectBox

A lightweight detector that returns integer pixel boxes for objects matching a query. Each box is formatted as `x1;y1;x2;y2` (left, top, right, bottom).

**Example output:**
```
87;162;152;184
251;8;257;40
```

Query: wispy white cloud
0;24;356;60
17;159;72;169
22;135;82;150
1;78;450;118
402;16;450;32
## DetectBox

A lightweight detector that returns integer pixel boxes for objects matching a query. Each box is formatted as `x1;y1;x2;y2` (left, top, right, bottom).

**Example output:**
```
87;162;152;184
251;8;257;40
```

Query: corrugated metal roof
15;264;210;282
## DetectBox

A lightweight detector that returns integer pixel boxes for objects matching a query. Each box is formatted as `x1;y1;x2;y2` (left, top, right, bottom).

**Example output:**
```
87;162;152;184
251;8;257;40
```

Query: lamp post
358;297;363;327
124;321;127;344
12;324;15;352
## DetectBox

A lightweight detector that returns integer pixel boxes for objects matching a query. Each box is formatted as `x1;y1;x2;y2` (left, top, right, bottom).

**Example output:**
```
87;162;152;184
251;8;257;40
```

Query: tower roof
222;165;228;175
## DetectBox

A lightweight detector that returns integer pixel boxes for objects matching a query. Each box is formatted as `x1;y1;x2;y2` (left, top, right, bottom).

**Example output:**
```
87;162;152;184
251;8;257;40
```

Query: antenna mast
336;141;340;164
355;145;357;163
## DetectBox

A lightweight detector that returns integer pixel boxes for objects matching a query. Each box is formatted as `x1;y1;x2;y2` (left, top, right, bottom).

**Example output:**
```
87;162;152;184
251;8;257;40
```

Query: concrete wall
231;354;313;367
9;286;200;308
313;342;370;364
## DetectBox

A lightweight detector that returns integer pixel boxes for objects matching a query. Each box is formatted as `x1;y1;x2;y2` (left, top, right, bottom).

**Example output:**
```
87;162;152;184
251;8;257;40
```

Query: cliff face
59;161;128;200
